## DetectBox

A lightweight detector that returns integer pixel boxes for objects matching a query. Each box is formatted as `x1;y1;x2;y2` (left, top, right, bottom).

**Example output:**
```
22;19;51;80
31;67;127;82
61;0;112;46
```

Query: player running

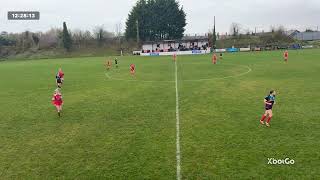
284;50;288;63
105;59;112;70
219;53;223;60
57;68;65;82
52;88;63;117
212;53;217;64
55;68;64;88
115;58;119;68
130;64;135;76
56;75;63;88
173;53;177;62
260;90;276;127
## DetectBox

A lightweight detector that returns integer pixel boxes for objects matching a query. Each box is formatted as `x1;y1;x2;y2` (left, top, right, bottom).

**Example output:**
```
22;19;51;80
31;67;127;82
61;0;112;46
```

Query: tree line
0;22;122;52
1;0;186;58
207;23;296;49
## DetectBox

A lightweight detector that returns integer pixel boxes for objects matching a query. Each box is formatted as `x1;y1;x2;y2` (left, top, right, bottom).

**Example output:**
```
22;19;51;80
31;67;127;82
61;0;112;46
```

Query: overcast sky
1;0;320;35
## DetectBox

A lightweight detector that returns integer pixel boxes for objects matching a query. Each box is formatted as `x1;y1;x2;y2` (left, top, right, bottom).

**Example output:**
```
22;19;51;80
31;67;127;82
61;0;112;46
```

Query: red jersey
284;51;288;58
58;71;64;78
212;54;217;63
130;64;135;71
52;93;63;106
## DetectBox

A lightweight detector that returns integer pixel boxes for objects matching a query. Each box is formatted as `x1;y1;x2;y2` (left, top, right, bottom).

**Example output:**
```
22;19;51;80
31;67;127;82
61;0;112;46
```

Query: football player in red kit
212;53;217;64
284;50;288;63
173;53;177;62
52;88;63;117
130;64;135;76
105;59;112;70
57;68;64;82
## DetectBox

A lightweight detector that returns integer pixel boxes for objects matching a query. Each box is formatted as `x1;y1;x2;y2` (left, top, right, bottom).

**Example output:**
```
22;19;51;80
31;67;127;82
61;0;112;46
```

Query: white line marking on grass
105;72;111;79
104;65;252;83
175;60;182;180
104;73;174;83
183;65;252;82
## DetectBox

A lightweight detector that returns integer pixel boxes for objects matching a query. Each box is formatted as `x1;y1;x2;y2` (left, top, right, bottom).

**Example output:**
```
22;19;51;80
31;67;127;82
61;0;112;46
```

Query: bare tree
230;23;241;37
72;29;84;49
115;22;122;38
32;33;40;49
115;22;123;51
94;26;105;47
82;30;93;47
277;25;285;33
270;25;276;33
244;28;251;36
24;31;33;49
38;28;61;49
94;25;115;47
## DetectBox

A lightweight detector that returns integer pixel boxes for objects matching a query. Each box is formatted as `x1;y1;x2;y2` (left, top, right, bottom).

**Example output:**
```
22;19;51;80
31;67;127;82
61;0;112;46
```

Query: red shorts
53;101;63;106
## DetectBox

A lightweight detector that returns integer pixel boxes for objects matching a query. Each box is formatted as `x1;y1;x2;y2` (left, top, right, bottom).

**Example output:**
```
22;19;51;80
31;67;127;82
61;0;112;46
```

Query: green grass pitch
0;49;319;179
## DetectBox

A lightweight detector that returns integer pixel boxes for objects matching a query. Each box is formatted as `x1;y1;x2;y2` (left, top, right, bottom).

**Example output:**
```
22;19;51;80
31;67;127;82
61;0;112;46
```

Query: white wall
142;41;209;51
142;44;153;51
140;49;211;56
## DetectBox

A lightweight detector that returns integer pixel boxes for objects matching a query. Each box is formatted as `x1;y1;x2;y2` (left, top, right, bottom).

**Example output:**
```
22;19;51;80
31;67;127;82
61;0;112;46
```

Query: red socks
267;117;272;123
260;115;267;122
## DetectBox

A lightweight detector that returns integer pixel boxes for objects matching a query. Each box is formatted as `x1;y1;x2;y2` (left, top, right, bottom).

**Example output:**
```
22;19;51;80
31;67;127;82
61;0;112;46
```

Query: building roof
181;35;208;41
0;31;8;36
285;30;300;37
142;35;209;44
293;31;320;41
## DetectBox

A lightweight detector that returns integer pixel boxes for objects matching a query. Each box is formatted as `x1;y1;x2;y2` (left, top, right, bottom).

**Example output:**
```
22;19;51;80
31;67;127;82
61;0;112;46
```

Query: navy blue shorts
265;106;273;110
